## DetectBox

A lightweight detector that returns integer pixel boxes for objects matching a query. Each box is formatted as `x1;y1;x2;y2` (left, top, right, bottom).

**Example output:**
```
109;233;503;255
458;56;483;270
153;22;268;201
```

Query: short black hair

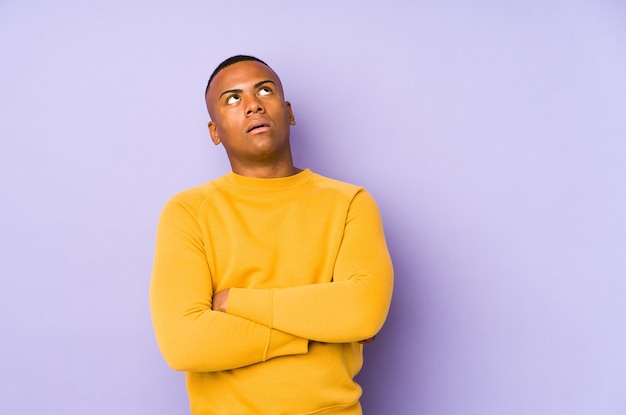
205;55;270;97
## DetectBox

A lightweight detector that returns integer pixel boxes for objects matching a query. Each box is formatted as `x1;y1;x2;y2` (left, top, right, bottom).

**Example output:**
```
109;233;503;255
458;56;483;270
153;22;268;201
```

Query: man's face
206;61;296;169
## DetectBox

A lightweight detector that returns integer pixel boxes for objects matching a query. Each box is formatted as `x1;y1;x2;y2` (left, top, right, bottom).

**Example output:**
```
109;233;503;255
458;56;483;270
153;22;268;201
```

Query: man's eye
258;87;272;96
226;95;240;104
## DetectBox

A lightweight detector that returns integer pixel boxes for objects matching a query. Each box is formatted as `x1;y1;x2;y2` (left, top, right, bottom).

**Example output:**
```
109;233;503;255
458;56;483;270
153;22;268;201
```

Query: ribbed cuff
228;287;274;327
264;329;309;361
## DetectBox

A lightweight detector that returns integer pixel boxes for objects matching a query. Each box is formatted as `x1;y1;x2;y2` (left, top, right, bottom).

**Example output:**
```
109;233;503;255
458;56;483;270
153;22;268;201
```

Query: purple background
1;1;625;414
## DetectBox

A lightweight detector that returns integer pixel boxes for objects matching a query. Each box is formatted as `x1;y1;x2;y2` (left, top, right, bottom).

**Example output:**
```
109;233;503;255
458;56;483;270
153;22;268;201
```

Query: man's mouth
247;123;270;134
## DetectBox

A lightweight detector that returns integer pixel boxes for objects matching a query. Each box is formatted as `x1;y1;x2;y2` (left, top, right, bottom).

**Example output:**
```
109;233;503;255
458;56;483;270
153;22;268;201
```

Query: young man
150;55;393;415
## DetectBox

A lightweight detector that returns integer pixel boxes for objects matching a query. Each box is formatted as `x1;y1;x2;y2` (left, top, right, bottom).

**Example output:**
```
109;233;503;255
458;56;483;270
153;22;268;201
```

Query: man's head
205;55;296;175
204;55;269;98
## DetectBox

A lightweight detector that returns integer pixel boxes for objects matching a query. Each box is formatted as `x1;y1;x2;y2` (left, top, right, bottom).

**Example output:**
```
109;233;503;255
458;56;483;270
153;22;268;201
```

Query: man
150;55;393;415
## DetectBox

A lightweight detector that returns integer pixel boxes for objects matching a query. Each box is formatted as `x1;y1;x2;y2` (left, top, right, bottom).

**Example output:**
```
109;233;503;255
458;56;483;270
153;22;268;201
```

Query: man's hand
212;289;230;312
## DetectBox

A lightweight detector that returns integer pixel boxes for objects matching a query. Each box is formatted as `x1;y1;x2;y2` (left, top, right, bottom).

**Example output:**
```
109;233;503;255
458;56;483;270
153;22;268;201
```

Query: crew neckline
222;168;313;192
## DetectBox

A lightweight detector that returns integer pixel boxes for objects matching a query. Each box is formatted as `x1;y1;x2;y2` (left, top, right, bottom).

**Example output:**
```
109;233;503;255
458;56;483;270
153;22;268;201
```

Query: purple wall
1;1;625;414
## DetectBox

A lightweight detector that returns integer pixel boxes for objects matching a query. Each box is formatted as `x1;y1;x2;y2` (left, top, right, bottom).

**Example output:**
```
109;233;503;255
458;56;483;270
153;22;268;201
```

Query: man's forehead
211;61;282;92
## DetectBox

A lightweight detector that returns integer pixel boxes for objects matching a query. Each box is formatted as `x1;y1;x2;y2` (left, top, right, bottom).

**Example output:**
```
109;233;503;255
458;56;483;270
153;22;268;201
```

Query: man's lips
246;121;271;134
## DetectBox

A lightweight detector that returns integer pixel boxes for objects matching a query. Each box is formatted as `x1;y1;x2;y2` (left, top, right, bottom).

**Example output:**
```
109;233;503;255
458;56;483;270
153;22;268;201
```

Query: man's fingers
358;335;376;344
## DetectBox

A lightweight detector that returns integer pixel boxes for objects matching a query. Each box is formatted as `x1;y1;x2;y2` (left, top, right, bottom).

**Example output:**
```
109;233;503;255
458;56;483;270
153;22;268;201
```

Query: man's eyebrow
218;80;276;99
219;88;242;100
254;80;275;89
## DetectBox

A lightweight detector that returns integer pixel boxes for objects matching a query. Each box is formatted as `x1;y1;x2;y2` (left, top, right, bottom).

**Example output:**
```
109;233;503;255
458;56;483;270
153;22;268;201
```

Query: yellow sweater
150;169;393;415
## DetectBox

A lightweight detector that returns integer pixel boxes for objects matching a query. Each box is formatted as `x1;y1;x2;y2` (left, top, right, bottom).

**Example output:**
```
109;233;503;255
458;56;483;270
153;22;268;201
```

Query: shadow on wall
356;217;428;414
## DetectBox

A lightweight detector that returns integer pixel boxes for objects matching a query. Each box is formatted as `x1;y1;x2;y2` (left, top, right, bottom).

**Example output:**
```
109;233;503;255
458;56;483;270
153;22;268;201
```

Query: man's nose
245;95;264;115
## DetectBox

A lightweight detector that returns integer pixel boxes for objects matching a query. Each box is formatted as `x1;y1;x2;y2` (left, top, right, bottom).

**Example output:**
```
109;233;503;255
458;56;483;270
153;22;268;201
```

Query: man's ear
286;102;296;126
208;121;221;145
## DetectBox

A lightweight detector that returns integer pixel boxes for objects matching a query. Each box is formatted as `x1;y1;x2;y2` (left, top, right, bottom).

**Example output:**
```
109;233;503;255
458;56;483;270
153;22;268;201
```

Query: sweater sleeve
227;189;394;343
149;196;309;372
